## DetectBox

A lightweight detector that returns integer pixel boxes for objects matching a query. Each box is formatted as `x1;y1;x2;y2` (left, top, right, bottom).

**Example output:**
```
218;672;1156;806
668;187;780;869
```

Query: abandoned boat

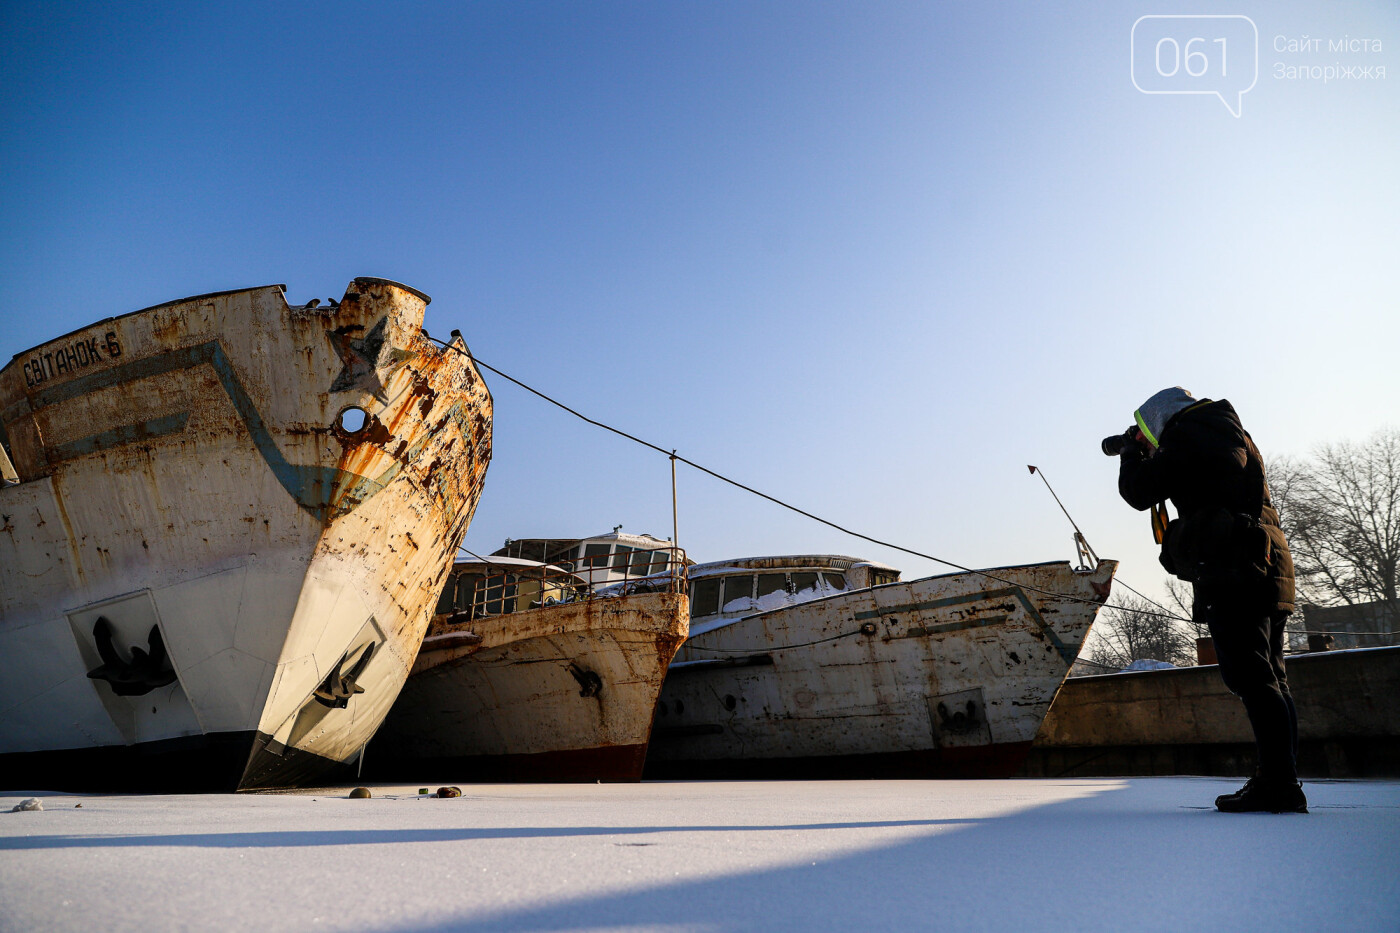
0;278;492;790
646;555;1116;778
369;552;688;781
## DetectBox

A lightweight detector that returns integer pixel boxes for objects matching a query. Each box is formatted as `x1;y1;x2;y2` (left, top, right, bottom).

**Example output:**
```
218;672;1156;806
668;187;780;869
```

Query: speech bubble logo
1131;15;1258;117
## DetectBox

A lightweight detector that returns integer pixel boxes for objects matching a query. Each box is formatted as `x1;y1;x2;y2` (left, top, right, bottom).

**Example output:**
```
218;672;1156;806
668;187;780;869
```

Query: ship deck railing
437;547;689;624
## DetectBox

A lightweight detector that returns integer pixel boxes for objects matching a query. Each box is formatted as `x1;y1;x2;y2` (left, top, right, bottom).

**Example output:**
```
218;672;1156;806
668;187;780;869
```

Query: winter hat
1134;387;1196;447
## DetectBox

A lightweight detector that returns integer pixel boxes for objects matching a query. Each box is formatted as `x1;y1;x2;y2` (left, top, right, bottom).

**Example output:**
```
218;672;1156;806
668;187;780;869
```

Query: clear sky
2;1;1397;617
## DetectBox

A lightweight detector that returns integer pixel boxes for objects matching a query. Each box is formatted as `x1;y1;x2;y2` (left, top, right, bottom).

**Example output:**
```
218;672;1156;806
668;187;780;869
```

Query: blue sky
2;1;1397;610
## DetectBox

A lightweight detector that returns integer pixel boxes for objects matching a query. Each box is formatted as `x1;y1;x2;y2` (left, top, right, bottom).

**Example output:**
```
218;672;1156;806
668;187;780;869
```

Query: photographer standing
1107;387;1306;813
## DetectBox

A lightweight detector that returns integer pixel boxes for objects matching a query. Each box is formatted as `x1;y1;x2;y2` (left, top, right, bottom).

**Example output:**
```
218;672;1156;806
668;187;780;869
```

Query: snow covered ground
2;778;1397;933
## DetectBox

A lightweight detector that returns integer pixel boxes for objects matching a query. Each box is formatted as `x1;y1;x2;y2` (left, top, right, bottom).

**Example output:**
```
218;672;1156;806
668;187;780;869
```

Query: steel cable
428;335;1192;624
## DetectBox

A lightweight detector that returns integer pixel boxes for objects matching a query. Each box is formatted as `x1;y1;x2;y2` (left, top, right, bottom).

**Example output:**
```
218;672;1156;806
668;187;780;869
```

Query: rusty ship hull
0;279;491;791
370;591;688;782
647;560;1115;779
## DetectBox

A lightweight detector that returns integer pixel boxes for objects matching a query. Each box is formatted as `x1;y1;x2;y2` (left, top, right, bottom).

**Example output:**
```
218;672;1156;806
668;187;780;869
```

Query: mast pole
671;450;680;591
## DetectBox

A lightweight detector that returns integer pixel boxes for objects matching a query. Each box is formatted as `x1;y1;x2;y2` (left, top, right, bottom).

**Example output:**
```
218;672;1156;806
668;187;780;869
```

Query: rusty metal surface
371;591;688;780
649;559;1116;775
0;278;492;789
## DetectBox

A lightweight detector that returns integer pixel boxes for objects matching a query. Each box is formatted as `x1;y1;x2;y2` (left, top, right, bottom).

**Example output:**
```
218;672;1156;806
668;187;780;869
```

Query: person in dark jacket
1115;387;1306;813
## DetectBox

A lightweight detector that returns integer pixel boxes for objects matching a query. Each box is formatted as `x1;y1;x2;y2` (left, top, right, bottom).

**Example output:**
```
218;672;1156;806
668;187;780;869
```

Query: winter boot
1214;776;1259;809
1216;779;1308;813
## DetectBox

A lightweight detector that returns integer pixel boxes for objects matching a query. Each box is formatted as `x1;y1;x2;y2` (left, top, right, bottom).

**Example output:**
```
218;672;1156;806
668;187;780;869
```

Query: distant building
1300;600;1399;650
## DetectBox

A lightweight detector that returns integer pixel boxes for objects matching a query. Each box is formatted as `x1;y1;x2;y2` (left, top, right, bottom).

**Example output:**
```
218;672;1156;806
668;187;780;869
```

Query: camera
1101;427;1140;457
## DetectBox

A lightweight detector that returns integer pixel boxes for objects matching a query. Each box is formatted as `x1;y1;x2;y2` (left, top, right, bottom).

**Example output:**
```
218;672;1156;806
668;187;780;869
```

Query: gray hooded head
1134;387;1196;447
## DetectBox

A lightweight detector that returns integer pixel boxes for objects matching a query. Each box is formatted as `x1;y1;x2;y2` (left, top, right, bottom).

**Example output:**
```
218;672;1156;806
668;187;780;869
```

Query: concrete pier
1023;646;1400;778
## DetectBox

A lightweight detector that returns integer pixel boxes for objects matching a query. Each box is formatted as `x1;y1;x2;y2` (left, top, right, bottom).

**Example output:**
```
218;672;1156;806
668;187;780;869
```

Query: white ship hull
371;592;688;781
648;560;1115;778
0;278;491;790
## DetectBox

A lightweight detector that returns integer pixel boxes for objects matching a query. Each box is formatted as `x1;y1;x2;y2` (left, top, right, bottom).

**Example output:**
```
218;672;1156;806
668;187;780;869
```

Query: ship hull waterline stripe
0;729;352;793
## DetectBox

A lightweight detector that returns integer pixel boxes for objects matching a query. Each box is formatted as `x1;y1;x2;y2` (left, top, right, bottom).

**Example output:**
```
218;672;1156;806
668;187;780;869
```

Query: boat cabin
686;555;900;631
492;531;689;591
434;556;588;622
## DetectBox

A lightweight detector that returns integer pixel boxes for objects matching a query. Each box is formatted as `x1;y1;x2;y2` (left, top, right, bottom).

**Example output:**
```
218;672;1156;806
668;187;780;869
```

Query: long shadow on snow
410;779;1397;933
0;818;965;850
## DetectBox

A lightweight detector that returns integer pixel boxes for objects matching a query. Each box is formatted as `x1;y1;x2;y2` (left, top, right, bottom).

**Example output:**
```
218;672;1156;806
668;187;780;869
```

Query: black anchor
313;642;376;709
936;699;981;735
86;617;178;697
568;663;603;698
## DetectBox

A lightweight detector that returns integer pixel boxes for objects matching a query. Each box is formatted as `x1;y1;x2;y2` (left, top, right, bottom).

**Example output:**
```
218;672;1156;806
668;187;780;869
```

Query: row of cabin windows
558;544;674;577
436;573;514;618
435;573;581;619
689;571;848;618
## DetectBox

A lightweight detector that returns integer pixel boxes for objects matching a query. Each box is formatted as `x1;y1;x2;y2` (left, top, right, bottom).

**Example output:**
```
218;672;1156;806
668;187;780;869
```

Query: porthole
337;406;368;434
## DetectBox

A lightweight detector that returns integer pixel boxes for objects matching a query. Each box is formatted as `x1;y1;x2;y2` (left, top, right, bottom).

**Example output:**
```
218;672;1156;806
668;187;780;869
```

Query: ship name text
22;332;123;388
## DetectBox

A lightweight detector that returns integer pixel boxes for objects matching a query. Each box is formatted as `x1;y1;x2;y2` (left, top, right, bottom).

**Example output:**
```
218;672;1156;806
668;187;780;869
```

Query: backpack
1157;429;1273;586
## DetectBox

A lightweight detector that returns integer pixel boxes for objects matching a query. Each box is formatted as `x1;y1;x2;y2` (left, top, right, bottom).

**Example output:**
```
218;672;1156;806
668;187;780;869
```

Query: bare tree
1162;577;1204;639
1269;427;1400;633
1085;592;1196;670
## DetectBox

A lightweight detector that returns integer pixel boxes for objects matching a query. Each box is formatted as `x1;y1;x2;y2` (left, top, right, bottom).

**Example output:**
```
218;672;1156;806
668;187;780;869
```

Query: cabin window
791;572;820;596
722;575;753;612
756;573;788;599
869;570;898;587
630;548;652;576
649;550;672;574
583;544;611;568
478;573;519;616
456;576;477;612
692;578;721;616
823;572;847;592
480;575;501;615
611;546;634;571
436;579;457;615
554;544;582;571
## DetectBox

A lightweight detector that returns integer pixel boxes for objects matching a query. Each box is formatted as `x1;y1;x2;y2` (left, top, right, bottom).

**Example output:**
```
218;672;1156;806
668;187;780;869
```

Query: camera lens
1101;433;1130;456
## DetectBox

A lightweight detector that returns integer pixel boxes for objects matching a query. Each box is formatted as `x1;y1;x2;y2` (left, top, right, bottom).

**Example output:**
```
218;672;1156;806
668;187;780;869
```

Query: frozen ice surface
1;778;1397;932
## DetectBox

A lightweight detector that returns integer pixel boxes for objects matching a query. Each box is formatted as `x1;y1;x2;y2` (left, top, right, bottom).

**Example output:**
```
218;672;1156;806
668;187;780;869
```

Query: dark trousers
1196;590;1299;782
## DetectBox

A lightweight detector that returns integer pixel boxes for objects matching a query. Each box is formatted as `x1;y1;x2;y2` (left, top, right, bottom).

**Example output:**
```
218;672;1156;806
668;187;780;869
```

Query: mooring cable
1104;578;1189;622
428;334;1192;624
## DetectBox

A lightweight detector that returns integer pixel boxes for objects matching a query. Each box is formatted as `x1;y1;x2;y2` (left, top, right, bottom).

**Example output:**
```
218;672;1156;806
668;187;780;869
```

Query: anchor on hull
85;617;178;697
